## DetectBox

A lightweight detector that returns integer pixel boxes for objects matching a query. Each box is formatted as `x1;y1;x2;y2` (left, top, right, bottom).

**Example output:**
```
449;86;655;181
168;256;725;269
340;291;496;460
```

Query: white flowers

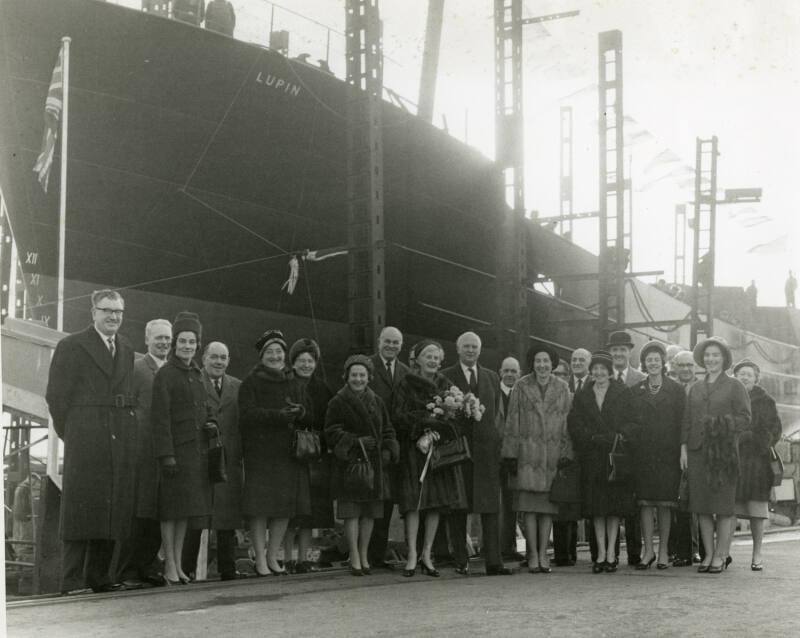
427;386;486;422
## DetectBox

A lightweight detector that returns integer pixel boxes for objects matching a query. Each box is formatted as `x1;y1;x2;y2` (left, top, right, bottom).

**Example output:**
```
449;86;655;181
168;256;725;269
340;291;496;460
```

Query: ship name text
255;72;302;97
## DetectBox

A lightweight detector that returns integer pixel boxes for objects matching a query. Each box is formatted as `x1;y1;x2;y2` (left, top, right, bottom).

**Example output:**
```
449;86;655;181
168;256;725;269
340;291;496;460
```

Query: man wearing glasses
46;289;138;594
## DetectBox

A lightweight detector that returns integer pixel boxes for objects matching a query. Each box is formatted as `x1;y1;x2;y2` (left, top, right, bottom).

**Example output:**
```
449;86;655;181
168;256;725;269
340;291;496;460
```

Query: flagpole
56;36;70;332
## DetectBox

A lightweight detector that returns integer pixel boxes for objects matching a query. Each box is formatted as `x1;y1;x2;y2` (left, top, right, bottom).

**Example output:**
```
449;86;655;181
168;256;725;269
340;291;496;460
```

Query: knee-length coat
501;374;573;493
132;354;161;520
325;386;399;504
238;365;313;519
45;326;138;540
630;376;685;502
151;355;212;520
567;381;639;517
737;384;782;503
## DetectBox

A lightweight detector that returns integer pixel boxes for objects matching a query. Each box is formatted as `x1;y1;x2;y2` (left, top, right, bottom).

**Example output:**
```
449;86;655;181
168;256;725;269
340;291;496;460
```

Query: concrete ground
6;530;798;638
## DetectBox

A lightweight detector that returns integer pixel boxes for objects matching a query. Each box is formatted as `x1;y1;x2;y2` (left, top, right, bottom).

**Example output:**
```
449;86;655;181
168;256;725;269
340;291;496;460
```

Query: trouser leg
367;501;394;564
181;528;202;577
499;467;516;556
553;522;568;562
447;512;469;568
588;522;598;563
85;539;115;590
216;530;237;578
128;517;163;579
61;540;88;592
481;513;502;569
624;515;641;563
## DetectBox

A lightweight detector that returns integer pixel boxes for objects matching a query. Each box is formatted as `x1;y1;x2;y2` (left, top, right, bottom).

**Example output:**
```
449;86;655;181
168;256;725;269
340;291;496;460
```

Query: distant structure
786;270;797;308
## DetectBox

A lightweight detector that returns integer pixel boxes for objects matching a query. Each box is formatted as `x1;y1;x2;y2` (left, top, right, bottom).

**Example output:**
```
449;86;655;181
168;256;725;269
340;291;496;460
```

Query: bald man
368;326;410;569
568;348;591;394
666;344;683;380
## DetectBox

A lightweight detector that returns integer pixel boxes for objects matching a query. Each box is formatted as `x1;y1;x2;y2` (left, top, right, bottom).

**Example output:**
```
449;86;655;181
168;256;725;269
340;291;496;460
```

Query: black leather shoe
604;561;618;573
454;565;470;576
592;562;605;574
91;583;123;594
121;579;144;590
627;557;641;567
672;558;692;567
485;566;513;576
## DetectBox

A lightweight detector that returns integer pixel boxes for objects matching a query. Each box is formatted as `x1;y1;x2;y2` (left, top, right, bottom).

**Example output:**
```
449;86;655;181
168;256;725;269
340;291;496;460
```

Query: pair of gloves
359;436;392;464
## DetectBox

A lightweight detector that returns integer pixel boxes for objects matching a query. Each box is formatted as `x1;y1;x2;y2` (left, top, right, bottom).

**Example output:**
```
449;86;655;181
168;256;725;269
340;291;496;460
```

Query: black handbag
291;428;321;463
678;470;690;512
769;446;784;487
431;423;471;472
607;434;632;483
343;438;374;497
207;427;228;484
550;459;581;504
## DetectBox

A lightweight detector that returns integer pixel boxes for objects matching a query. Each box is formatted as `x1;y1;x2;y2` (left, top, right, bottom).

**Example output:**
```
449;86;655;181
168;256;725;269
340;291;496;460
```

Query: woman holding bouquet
502;344;573;573
325;355;399;576
393;341;469;577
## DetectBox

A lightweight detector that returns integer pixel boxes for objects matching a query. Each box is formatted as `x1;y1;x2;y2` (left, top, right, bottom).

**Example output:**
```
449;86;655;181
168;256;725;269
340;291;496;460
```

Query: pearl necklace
647;378;662;394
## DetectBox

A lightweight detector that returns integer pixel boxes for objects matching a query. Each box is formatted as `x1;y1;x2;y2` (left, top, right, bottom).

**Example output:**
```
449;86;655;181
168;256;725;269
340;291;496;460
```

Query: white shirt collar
616;367;628;381
94;325;115;347
460;362;477;379
146;352;167;369
501;383;512;396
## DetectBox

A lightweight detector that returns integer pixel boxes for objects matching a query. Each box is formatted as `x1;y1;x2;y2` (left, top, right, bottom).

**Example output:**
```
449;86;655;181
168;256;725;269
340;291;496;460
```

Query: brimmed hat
410;339;442;365
289;338;321;365
606;331;634;350
640;341;667;368
255;329;287;356
590;350;614;375
733;358;760;377
526;343;559;373
172;311;202;341
693;336;733;370
342;354;373;380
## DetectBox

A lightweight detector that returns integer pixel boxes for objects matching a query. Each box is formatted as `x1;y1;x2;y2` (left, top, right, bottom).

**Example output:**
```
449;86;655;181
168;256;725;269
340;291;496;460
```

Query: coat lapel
202;370;222;409
80;326;114;378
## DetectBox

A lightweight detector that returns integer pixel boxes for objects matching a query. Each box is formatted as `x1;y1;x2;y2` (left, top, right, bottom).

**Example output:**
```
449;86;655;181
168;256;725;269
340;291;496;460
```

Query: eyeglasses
94;307;124;317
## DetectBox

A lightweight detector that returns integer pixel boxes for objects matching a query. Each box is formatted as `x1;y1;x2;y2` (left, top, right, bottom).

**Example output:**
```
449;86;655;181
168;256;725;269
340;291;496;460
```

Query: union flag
32;45;64;192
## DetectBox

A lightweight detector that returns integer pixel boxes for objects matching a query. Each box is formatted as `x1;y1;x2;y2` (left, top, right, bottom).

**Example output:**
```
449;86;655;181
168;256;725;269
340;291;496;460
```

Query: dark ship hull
0;0;599;376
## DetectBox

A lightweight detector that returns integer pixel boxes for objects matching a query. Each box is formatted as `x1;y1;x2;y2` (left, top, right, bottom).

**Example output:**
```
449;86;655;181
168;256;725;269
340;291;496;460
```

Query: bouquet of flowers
425;386;485;422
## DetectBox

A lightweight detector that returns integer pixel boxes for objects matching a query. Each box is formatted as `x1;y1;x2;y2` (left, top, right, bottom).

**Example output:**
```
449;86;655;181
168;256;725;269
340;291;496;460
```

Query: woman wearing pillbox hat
568;350;638;574
238;329;313;576
283;338;334;574
680;336;751;574
630;341;686;570
151;311;212;585
325;354;398;576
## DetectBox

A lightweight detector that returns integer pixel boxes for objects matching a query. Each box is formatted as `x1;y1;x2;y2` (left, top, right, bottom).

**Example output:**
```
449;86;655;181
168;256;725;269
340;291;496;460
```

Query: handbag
343;438;374;497
207;427;228;484
550;459;581;504
430;423;471;472
291;428;321;463
678;470;690;512
769;446;784;487
607;434;632;483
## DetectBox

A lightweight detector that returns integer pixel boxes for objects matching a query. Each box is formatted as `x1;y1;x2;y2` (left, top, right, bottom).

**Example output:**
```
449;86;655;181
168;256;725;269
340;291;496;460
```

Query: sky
118;0;800;305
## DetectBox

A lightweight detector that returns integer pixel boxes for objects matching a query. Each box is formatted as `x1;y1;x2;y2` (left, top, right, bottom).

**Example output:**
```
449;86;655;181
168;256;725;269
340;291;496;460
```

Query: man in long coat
118;318;172;586
46;289;138;593
367;326;410;568
441;332;512;575
182;341;243;580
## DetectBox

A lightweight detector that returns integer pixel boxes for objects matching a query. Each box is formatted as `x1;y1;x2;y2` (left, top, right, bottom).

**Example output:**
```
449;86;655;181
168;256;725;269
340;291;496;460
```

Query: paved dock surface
7;531;798;637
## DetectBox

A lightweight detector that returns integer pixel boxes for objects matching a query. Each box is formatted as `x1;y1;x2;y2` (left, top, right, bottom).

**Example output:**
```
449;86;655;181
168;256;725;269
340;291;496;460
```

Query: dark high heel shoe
402;563;417;577
538;564;552;574
724;556;732;570
267;560;288;576
420;561;440;578
162;576;182;586
707;562;724;574
361;566;372;576
604;560;618;573
350;567;364;577
697;563;710;573
636;556;656;570
656;562;670;570
592;562;606;574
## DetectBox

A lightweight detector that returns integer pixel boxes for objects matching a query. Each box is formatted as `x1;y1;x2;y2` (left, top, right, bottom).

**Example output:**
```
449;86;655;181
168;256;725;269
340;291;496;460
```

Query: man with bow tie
46;289;138;594
441;332;512;576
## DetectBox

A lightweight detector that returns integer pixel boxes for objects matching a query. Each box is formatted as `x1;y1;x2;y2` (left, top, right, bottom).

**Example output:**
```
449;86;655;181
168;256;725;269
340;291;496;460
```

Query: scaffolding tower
673;203;688;286
559;106;574;239
345;0;385;352
690;136;719;347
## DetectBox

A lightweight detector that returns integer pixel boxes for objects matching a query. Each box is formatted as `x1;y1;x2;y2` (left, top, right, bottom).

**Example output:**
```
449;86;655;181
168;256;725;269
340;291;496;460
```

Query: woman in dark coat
151;312;211;584
568;350;638;573
680;337;751;574
325;355;399;576
283;338;335;573
239;330;312;576
393;341;468;577
631;341;686;570
733;360;782;570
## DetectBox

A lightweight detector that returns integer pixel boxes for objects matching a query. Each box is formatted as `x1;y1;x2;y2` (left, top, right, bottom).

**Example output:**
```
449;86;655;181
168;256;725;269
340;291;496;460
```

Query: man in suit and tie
441;332;513;575
118;318;172;587
607;330;644;565
498;357;521;560
182;341;243;580
568;348;591;394
46;290;138;594
367;326;410;569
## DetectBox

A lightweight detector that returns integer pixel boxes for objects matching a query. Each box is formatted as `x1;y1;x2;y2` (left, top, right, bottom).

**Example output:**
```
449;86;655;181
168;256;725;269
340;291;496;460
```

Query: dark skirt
158;439;212;521
290;455;335;528
398;443;468;514
634;449;681;503
582;476;634;518
337;499;383;520
687;448;737;516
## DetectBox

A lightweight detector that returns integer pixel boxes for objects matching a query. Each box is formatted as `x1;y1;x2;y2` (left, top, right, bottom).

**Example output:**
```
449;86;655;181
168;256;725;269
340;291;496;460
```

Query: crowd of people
45;289;783;594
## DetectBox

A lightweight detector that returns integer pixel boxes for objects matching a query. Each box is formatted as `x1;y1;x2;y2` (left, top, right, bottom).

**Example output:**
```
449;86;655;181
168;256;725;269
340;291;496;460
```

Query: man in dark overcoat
367;326;410;568
117;318;172;587
182;341;243;580
45;289;138;593
441;332;512;576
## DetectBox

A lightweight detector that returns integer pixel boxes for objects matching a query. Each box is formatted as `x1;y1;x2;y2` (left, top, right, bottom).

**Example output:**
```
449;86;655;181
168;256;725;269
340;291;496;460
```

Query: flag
304;246;349;262
281;255;300;295
32;45;64;192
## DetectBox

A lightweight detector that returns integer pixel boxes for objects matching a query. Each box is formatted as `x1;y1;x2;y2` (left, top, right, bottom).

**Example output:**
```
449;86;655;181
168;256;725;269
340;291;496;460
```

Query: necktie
386;360;393;380
107;337;116;358
468;367;478;393
576;378;583;392
215;378;222;396
617;371;624;384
